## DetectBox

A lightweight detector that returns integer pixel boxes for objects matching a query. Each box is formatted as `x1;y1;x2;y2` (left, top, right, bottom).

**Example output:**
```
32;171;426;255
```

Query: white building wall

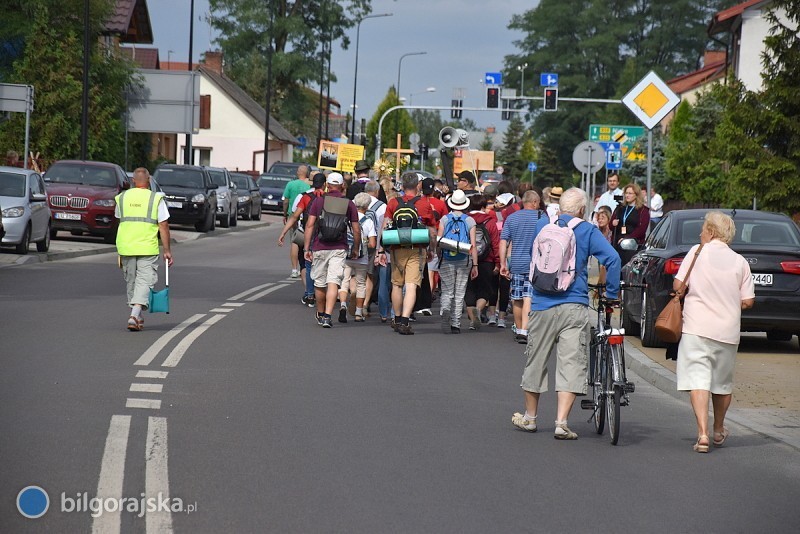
738;8;772;92
177;74;293;171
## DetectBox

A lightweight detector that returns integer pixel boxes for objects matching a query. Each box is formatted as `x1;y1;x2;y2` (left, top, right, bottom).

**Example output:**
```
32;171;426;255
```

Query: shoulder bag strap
675;243;704;297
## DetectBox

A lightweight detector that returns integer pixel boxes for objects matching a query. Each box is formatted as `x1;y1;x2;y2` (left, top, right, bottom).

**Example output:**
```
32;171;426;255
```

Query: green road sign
589;124;646;160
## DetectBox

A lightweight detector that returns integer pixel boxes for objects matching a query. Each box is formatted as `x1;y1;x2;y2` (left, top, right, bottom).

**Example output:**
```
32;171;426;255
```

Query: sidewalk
625;338;800;451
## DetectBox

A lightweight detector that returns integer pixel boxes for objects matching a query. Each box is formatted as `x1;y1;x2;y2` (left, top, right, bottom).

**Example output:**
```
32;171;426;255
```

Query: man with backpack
303;172;361;328
379;172;436;335
464;195;500;331
499;190;545;344
511;187;620;440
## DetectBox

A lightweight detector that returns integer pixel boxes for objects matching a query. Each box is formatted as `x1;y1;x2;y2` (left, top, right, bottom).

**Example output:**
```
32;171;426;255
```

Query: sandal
693;435;710;453
127;316;143;332
713;427;729;447
354;315;365;322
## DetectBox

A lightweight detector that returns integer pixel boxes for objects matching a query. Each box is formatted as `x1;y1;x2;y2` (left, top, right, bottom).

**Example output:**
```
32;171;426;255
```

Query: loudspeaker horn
439;127;469;148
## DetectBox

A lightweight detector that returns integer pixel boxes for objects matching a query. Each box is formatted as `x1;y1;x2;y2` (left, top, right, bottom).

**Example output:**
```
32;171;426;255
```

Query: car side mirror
619;238;639;251
30;192;47;202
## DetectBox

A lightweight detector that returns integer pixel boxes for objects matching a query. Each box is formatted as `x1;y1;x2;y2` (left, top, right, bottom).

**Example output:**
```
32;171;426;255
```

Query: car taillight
664;258;683;275
781;261;800;275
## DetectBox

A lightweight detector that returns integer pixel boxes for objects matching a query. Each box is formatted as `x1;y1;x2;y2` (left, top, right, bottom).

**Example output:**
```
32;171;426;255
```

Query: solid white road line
161;314;226;368
209;308;233;313
229;283;274;301
134;314;206;367
221;302;245;307
245;283;290;302
126;398;162;410
130;383;164;393
136;370;168;379
91;415;131;534
146;416;173;533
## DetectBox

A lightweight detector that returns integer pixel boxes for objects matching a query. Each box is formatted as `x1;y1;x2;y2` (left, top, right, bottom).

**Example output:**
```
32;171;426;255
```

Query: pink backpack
529;217;583;294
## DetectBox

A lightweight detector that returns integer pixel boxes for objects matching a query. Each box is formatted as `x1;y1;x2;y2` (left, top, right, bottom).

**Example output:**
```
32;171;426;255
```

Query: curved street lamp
396;51;427;100
408;86;436;105
351;12;393;140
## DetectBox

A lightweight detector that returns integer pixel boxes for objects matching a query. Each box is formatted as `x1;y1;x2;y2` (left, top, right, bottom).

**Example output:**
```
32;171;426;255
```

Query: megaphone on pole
439;127;469;148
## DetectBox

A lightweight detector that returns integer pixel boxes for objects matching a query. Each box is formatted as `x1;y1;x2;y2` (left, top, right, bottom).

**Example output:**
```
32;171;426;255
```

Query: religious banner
453;149;495;175
317;140;365;173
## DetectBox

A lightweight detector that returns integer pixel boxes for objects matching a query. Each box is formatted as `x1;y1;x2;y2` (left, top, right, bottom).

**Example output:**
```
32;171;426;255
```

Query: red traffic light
486;87;499;108
544;88;558;111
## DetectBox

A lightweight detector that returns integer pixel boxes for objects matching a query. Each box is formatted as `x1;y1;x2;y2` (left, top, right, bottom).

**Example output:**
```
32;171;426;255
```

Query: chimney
204;51;223;74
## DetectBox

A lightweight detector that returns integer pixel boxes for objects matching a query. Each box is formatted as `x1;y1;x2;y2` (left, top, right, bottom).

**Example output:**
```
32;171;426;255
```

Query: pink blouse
676;240;755;344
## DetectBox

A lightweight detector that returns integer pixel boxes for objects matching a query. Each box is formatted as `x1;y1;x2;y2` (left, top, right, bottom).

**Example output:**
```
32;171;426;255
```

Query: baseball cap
421;177;435;195
326;172;344;185
496;193;515;206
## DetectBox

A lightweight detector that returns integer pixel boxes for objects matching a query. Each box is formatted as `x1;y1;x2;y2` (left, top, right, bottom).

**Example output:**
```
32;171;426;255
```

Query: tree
496;114;528;180
209;0;371;134
364;87;414;163
479;133;495;151
0;1;137;166
409;109;445;149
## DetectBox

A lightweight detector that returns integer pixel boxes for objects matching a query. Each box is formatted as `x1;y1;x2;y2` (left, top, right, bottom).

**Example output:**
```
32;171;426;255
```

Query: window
199;95;211;129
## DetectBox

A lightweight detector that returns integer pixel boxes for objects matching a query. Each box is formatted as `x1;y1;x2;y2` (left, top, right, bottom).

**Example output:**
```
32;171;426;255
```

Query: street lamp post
351;12;393;140
396;51;427;100
517;62;528;96
408;86;436;105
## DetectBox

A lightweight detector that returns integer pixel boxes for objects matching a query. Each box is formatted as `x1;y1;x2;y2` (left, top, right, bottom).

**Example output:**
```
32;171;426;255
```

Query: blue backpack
440;214;471;261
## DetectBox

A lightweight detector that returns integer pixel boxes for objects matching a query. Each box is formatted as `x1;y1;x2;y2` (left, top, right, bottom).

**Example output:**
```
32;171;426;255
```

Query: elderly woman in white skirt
674;211;754;453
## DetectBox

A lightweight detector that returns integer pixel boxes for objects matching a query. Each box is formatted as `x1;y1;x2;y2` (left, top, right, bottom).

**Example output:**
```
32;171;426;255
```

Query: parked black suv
152;164;218;232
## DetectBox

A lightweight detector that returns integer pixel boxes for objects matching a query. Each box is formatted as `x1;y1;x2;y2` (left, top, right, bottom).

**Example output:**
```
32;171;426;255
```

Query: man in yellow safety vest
115;168;173;331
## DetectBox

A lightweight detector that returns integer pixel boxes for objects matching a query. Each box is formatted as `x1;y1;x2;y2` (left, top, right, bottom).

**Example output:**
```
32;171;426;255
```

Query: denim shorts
510;273;533;300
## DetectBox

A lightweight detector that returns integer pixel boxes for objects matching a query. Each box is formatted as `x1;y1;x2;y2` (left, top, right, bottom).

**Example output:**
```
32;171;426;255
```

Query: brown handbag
654;244;703;343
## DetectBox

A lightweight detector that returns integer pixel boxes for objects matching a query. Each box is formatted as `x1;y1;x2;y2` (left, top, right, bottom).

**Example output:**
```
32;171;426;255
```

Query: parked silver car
0;166;51;254
204;166;238;228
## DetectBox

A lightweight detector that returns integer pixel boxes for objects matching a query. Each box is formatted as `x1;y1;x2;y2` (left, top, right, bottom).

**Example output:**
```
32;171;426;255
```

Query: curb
625;341;800;452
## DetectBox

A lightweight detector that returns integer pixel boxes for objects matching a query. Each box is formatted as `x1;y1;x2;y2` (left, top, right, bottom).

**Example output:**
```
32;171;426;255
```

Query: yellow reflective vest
115;188;163;256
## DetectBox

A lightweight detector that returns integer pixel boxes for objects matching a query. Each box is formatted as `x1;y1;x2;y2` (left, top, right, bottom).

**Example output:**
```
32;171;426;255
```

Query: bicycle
581;282;645;445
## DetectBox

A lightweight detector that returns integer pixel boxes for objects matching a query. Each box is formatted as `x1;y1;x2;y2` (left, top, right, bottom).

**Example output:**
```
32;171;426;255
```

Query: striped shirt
500;209;544;274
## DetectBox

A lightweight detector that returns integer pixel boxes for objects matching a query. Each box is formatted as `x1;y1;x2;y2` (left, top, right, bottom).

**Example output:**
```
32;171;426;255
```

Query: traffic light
451;99;463;119
486;87;499;108
501;99;511;121
543;88;558;111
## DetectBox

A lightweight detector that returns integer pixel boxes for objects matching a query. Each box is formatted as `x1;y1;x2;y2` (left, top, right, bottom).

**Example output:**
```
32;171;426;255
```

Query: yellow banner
317;141;365;173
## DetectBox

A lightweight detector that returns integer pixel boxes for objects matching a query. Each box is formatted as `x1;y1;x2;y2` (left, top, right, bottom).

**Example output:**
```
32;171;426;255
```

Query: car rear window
45;165;117;187
154;168;205;188
677;218;800;247
268;164;297;176
207;170;228;187
0;171;26;197
232;176;251;189
258;176;291;188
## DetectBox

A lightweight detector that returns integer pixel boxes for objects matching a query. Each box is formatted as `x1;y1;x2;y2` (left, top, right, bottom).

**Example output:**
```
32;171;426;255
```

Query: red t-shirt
384;194;436;228
501;201;523;221
426;196;448;225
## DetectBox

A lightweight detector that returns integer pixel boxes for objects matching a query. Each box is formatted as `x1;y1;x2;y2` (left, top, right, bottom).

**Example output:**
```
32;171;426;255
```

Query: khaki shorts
311;249;347;288
390;247;424;287
520;304;589;395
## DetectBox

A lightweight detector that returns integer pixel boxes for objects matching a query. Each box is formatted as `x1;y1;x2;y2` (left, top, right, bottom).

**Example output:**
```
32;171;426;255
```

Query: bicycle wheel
606;345;622;445
593;342;606;435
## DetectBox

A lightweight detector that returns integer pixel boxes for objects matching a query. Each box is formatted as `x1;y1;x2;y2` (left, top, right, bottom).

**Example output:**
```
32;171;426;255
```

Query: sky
149;0;538;136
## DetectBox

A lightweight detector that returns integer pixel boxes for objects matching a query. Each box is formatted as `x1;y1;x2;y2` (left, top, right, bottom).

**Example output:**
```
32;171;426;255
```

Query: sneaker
450;326;461;334
408;313;417;322
480;310;489;324
515;333;528;344
306;297;316;308
511;324;517;334
470;316;481;331
290;269;300;278
554;422;578;440
441;309;452;334
397;323;414;335
390;318;398;331
315;312;323;325
419;308;433;316
497;318;506;329
487;313;497;326
321;316;333;328
511;412;537;432
338;307;348;323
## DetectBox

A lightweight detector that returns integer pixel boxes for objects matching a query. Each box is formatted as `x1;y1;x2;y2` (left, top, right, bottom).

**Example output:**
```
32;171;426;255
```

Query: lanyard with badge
621;205;634;235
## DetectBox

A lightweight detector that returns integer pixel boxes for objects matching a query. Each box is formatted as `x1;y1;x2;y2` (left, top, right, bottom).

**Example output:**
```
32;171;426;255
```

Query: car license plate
752;273;773;286
263;199;279;206
54;212;81;220
166;201;182;209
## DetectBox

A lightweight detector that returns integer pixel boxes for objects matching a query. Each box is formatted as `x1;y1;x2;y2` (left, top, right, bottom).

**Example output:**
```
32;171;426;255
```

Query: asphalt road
1;223;799;533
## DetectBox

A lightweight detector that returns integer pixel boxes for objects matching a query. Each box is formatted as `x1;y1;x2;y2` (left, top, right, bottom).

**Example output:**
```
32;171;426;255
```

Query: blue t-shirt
530;214;621;311
500;209;545;274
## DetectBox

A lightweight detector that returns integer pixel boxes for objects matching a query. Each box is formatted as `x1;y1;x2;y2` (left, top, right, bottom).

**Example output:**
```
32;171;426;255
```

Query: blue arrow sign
485;72;503;85
540;73;558;87
599;142;620;152
297;135;307;150
527;162;537;172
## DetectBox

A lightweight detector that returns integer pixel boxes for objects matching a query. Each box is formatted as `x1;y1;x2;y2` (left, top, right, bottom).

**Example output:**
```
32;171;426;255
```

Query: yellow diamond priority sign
622;71;680;130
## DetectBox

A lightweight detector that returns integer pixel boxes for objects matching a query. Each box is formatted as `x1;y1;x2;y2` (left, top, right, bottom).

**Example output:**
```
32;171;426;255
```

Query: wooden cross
383;134;415;182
